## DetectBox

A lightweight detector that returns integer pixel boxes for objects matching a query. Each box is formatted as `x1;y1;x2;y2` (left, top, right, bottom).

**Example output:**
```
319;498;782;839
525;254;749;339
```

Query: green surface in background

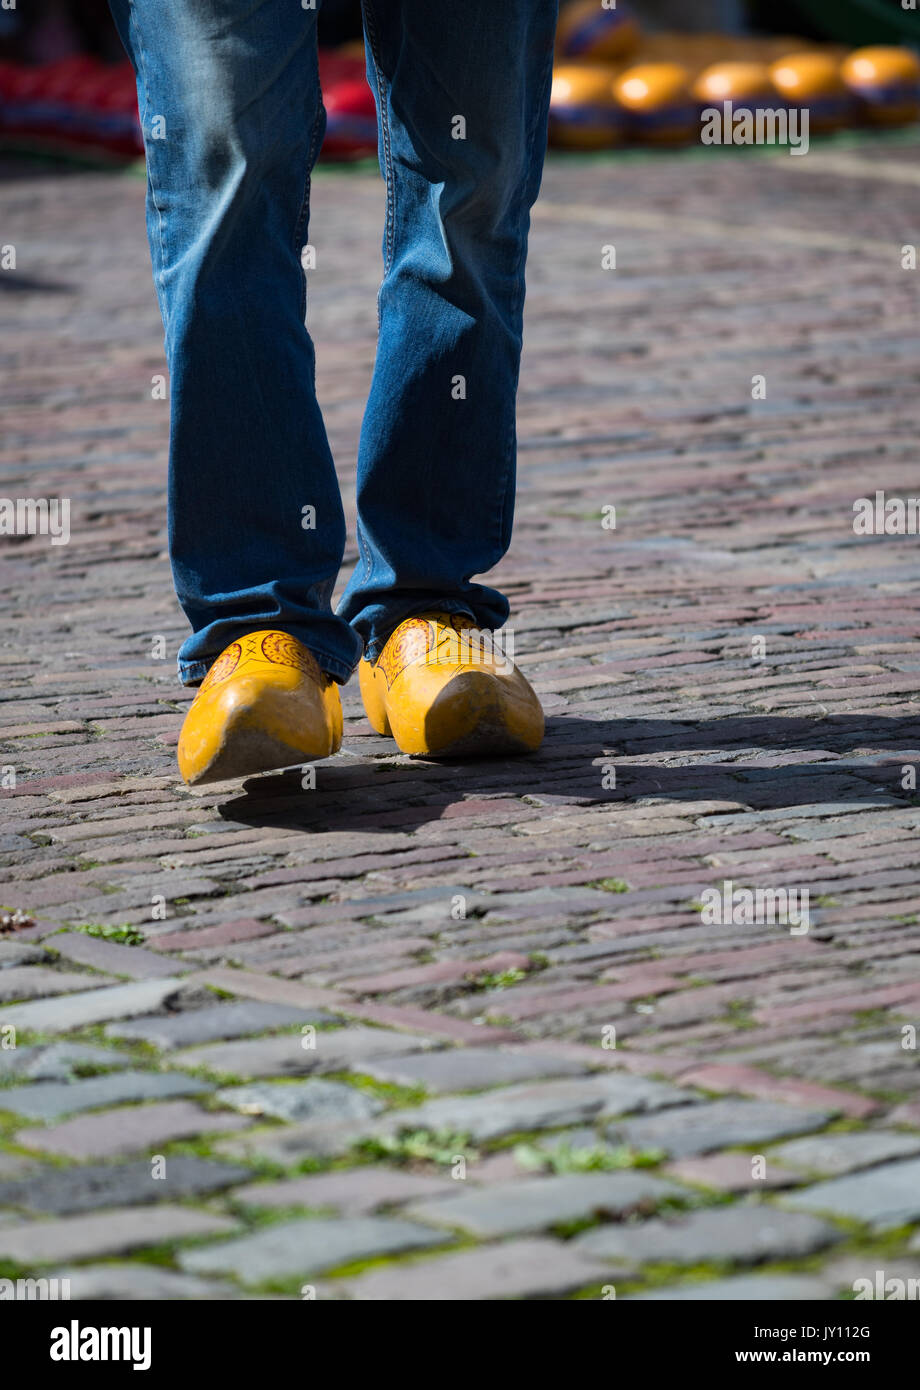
1;121;918;179
789;0;920;47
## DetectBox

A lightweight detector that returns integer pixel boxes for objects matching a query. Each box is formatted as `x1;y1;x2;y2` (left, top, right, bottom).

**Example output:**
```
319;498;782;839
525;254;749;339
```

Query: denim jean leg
108;0;364;687
339;0;559;662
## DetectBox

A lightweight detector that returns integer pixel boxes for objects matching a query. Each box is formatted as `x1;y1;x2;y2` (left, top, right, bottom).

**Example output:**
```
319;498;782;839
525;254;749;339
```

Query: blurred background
0;0;917;167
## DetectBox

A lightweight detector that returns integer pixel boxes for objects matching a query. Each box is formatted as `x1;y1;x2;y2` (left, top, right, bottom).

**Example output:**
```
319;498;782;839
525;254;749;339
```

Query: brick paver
1;132;919;1299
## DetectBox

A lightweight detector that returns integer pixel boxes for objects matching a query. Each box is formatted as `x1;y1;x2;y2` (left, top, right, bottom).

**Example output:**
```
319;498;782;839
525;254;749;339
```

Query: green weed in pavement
73;923;146;946
513;1140;667;1175
357;1129;476;1167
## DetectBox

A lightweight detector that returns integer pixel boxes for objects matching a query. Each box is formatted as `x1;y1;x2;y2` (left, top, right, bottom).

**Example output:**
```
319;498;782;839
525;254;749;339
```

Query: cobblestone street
1;133;920;1299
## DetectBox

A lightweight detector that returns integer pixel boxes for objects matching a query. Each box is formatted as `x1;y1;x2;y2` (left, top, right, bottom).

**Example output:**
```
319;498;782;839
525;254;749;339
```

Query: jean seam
357;519;373;585
294;32;324;324
128;0;169;334
361;0;395;281
357;0;392;592
494;26;556;558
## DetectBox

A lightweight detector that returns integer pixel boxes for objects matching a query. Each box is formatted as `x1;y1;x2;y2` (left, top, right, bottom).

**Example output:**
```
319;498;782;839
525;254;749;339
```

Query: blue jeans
108;0;558;685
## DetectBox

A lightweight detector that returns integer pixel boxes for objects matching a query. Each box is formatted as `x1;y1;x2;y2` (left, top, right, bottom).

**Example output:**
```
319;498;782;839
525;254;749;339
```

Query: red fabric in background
0;51;377;162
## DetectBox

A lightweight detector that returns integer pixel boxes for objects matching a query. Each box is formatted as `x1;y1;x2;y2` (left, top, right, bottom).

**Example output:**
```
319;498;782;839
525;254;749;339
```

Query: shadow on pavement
216;713;920;834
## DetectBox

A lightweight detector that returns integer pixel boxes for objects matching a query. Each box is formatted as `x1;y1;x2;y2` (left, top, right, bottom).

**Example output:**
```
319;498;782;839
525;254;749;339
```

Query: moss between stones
471;968;528;992
513;1140;666;1175
321;1071;428;1108
73;923;146;946
248;1234;472;1296
219;1201;336;1229
357;1129;475;1167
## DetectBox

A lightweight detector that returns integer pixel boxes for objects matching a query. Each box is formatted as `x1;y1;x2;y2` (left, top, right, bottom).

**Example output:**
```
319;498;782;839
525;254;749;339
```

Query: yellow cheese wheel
556;1;641;64
692;61;776;108
613;62;696;143
841;46;920;125
549;63;626;149
769;51;853;132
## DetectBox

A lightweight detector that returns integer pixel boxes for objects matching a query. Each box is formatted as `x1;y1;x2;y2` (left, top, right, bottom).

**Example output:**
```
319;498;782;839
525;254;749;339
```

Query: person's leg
109;0;362;688
338;0;559;659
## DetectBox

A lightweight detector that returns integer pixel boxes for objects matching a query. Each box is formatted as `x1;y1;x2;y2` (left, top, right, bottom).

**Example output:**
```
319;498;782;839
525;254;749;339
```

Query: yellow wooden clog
177;630;342;785
359;612;543;758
